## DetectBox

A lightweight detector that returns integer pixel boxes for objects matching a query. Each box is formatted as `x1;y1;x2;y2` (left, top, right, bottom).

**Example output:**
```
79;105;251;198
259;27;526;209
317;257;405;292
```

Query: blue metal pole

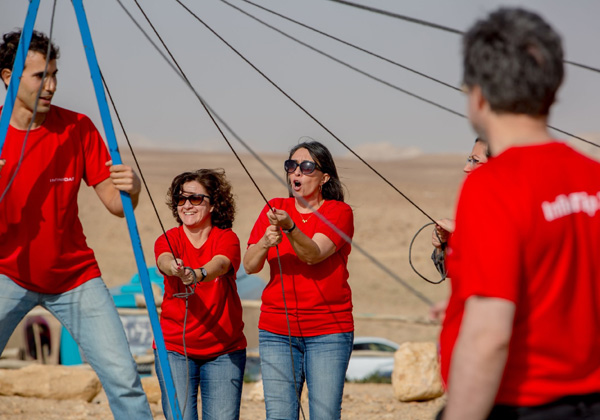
70;2;182;419
0;0;41;151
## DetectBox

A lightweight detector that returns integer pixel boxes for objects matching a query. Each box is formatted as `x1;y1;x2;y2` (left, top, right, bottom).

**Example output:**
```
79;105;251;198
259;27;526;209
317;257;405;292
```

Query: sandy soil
0;150;466;419
0;383;446;419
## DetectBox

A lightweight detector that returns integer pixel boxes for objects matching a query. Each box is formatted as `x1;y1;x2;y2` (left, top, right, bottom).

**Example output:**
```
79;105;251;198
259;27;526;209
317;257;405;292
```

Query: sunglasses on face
284;159;321;175
175;193;210;206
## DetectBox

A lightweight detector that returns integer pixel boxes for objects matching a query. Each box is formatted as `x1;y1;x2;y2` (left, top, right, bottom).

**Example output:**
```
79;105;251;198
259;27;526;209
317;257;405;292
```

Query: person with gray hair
438;8;600;420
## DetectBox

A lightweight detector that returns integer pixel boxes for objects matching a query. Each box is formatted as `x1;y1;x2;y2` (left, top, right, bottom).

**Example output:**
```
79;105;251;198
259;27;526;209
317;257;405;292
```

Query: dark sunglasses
284;159;321;175
175;193;210;206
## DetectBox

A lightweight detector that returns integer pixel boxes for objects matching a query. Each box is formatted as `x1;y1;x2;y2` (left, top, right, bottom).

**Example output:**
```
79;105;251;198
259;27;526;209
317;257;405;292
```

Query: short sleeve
80;115;111;187
315;201;354;250
215;229;241;274
154;228;181;262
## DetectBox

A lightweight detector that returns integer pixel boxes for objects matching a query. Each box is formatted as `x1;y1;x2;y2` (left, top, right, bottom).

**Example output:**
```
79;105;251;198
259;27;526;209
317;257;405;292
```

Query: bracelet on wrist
282;222;296;234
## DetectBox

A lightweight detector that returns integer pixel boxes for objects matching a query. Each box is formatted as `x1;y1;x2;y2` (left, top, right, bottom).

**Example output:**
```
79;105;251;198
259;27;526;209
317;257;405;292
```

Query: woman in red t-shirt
245;141;354;420
154;169;246;420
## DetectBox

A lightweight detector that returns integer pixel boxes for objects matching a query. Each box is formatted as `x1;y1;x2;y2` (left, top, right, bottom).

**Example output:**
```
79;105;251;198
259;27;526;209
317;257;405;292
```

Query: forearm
191;255;231;283
285;227;323;264
443;297;514;420
157;253;177;276
95;178;140;217
243;242;268;274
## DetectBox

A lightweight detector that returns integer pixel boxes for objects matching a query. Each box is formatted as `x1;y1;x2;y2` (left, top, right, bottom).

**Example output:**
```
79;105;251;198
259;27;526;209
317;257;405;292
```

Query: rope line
130;0;272;210
99;69;178;259
234;0;461;93
408;222;446;285
121;1;307;417
327;0;462;34
222;0;466;119
114;0;443;309
174;0;438;224
0;0;58;204
228;0;599;149
327;0;600;74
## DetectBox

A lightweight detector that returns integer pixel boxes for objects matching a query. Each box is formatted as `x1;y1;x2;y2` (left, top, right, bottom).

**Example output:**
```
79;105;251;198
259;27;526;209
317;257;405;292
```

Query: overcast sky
1;0;599;158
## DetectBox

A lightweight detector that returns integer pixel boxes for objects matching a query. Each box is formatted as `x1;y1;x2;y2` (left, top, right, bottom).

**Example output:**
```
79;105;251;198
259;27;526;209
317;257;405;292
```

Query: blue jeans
0;275;152;419
259;329;353;420
154;349;246;420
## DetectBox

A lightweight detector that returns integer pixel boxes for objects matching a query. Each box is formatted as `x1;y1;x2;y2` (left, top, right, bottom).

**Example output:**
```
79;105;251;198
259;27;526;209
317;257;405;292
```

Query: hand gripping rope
408;222;447;285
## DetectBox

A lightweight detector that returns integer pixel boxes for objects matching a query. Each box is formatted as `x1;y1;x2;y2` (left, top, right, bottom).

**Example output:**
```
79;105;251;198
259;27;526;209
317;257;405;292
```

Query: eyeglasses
175;193;210;206
466;156;481;167
284;159;321;175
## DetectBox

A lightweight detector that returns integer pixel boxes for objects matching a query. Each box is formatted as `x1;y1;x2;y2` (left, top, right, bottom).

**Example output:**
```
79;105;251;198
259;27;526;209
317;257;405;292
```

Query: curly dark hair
463;8;563;116
1;30;60;88
288;140;345;202
166;169;236;229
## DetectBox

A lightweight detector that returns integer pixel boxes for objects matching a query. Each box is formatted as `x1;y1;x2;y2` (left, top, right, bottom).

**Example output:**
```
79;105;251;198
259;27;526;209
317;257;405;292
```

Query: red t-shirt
154;226;246;358
247;197;354;336
440;142;600;406
0;106;110;293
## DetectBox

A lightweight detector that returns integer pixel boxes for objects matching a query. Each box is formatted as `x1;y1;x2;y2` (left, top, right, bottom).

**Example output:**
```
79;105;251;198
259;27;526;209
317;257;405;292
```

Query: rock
391;342;444;402
0;364;101;402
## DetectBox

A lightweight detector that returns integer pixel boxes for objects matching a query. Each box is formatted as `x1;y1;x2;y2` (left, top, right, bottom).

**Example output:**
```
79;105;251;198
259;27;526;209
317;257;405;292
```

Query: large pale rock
391;342;444;402
0;364;101;401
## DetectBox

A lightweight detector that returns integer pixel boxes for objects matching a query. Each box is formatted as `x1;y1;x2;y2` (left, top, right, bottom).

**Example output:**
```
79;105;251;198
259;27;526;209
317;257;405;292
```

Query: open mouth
292;180;302;191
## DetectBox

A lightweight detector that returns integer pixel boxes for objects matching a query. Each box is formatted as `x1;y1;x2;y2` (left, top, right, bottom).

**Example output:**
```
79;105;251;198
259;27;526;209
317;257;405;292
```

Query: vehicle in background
345;336;400;381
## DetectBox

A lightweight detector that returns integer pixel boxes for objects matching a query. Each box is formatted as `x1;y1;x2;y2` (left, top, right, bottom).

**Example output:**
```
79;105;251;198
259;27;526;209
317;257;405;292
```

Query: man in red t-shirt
438;8;600;420
0;30;152;418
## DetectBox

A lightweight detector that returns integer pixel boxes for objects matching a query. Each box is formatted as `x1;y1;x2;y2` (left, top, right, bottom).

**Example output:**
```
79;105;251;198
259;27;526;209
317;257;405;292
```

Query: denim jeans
0;275;152;419
154;349;246;420
259;329;353;420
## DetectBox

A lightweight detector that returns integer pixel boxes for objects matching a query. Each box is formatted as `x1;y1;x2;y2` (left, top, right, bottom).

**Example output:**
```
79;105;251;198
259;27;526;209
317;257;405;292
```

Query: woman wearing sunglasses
153;169;246;420
244;141;354;420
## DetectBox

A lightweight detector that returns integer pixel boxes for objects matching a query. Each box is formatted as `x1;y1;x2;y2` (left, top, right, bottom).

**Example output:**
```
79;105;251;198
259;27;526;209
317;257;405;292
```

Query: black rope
233;0;461;93
172;269;198;420
408;222;446;285
173;0;438;224
221;0;466;119
564;59;600;75
0;0;58;204
327;0;600;75
99;69;179;259
227;0;600;150
113;0;287;195
115;0;436;313
117;0;437;307
327;0;462;34
130;0;273;210
275;246;306;419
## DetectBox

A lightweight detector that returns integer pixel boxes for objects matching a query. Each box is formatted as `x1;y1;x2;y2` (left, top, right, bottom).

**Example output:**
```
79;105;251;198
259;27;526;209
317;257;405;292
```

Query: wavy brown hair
166;169;236;229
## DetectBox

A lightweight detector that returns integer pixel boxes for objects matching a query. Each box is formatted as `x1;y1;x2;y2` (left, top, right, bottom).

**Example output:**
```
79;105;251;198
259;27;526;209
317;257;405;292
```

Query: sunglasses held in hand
284;159;321;175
